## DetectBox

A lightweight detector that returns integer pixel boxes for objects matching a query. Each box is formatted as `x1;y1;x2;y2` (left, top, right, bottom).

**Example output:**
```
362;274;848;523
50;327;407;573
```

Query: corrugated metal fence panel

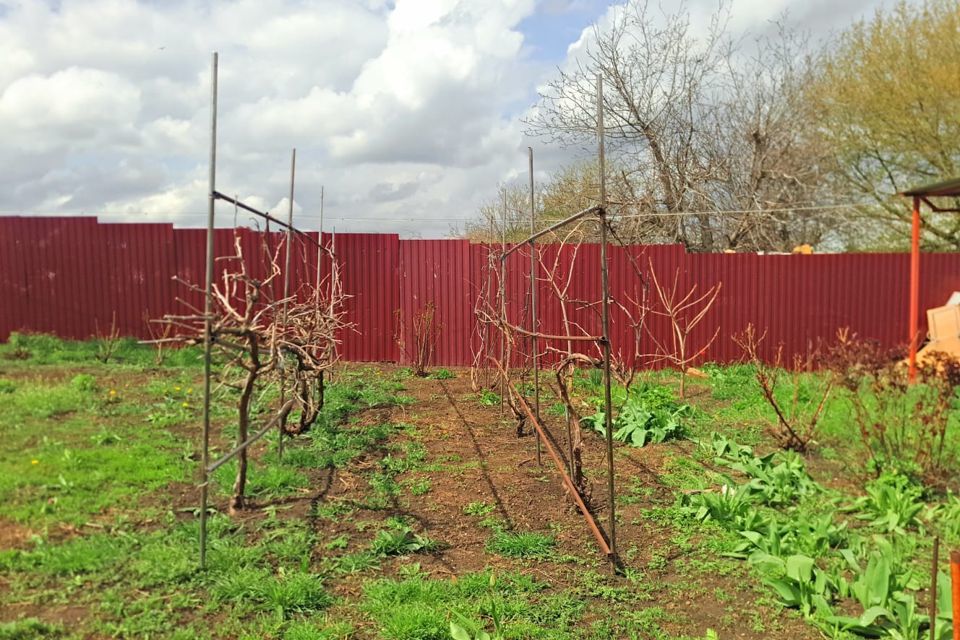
399;239;474;367
336;232;400;362
3;217;960;366
66;218;100;337
171;228;206;325
0;217;18;339
468;243;497;369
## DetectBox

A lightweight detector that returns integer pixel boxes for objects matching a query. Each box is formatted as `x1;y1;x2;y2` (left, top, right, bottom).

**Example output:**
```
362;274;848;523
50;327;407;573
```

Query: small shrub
734;325;834;452
463;502;495;517
852;473;925;534
397;303;439;377
829;337;960;485
430;369;455;380
477;390;500;406
70;373;97;392
583;383;691;447
370;522;439;557
407;477;432;496
94;313;122;364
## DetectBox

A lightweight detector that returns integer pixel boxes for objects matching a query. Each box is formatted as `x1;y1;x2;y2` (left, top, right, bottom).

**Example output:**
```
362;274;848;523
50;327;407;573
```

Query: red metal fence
1;216;955;366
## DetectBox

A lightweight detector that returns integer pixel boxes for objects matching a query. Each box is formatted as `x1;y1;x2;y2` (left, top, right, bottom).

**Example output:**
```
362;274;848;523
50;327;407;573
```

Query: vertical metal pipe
908;196;921;382
316;186;324;405
528;148;541;465
500;189;507;416
486;215;493;386
200;51;218;570
316;186;324;292
950;550;960;640
931;536;940;640
278;148;296;459
597;73;617;560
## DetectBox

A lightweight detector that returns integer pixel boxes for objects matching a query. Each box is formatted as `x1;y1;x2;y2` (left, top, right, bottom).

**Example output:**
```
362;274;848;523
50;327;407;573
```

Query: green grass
361;571;573;640
0;618;63;640
0;377;191;525
5;340;957;640
282;619;353;640
0;347;423;638
486;529;555;558
369;522;439;557
0;332;204;368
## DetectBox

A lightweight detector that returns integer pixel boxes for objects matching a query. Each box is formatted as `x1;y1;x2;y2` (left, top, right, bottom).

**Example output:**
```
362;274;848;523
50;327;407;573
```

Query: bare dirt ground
301;367;816;639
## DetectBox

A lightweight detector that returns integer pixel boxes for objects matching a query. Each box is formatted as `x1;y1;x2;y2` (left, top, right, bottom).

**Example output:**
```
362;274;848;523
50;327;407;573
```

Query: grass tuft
486;529;555;558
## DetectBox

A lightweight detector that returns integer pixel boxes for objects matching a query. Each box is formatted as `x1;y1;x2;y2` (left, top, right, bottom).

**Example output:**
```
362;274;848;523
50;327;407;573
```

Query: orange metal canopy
898;178;960;380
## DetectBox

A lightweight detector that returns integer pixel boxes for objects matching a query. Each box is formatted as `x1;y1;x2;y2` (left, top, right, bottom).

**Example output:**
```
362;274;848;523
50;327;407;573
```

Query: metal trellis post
199;51;218;570
278;148;296;460
528;147;541;465
597;73;617;561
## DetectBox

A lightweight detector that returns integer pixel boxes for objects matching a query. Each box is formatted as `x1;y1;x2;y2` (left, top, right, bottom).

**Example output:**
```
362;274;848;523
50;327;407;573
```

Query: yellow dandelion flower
182;402;189;408
31;459;39;465
174;386;181;392
186;388;193;394
109;389;117;396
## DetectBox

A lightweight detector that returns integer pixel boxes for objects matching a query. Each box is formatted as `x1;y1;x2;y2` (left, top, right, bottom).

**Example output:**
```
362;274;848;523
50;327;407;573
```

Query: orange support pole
908;196;921;382
951;550;960;640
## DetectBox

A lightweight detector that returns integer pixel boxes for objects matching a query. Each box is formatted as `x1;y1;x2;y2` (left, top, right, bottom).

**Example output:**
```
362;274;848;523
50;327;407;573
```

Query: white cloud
0;0;899;235
0;67;141;149
0;0;545;236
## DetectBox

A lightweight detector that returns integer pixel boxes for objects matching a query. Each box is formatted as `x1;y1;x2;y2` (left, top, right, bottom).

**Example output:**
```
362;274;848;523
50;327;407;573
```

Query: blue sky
520;0;610;60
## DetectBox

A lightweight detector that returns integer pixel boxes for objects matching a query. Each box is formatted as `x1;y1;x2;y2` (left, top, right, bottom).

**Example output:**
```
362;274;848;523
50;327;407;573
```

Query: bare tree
703;26;843;251
524;1;844;252
526;0;731;250
462;183;543;243
644;261;721;398
734;324;834;452
397;302;439;377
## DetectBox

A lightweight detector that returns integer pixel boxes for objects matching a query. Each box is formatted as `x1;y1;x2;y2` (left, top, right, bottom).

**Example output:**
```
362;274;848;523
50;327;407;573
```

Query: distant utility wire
608;201;879;218
0;200;902;227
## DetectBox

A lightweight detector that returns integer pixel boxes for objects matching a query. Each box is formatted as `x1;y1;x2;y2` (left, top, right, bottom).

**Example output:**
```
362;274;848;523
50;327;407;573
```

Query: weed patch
486;529;555;558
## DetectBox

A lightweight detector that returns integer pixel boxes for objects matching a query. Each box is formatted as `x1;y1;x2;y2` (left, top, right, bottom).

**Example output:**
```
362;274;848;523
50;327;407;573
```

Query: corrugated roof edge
900;177;960;197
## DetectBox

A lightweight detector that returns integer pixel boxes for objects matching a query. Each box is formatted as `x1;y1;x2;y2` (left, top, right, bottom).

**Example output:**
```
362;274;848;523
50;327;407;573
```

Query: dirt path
318;369;818;639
